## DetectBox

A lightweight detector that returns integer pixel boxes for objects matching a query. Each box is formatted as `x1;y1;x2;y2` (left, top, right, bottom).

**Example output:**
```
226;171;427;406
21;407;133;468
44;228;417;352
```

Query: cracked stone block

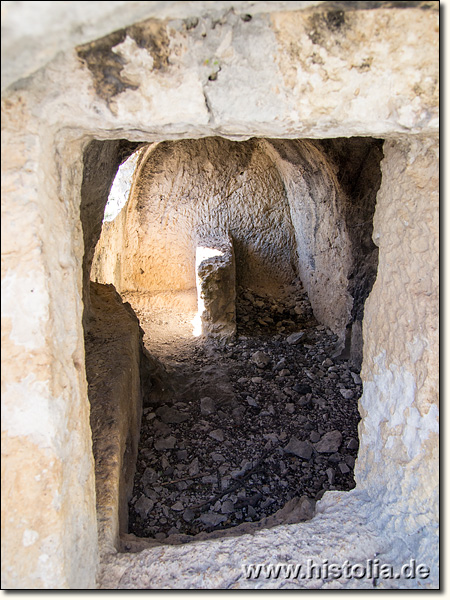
195;234;236;341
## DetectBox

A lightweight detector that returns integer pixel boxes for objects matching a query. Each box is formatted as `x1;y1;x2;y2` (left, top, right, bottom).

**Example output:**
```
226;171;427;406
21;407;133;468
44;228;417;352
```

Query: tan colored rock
1;91;98;590
81;139;140;328
93;136;380;338
195;234;236;340
84;282;146;557
1;0;439;590
93;138;297;296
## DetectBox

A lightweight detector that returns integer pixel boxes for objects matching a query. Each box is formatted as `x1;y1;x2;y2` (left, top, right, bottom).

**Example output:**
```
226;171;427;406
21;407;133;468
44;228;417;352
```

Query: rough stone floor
125;283;361;542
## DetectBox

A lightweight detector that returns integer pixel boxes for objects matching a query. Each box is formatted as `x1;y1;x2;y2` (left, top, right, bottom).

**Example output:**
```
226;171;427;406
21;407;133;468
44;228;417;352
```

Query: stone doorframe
1;2;438;589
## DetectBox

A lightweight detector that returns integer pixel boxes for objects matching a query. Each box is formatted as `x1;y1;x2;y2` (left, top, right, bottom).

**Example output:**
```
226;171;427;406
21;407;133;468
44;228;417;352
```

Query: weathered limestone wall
356;136;439;570
80;139;140;328
314;137;384;366
1;106;99;588
263;138;383;345
94;137;377;340
84;282;145;557
317;138;383;321
91;205;127;292
91;144;151;294
93;138;298;296
0;0;326;92
1;0;439;590
263;139;353;336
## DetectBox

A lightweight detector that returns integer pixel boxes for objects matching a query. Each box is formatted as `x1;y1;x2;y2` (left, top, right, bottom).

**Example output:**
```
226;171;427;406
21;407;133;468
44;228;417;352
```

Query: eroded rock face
80;139;141;328
1;0;439;591
356;137;439;575
195;234;236;340
93;136;381;344
84;282;147;555
263;139;354;337
317;137;384;368
93;138;298;296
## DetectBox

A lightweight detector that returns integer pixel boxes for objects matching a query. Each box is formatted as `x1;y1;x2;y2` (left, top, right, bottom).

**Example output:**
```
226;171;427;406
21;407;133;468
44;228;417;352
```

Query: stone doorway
2;2;438;589
84;135;383;546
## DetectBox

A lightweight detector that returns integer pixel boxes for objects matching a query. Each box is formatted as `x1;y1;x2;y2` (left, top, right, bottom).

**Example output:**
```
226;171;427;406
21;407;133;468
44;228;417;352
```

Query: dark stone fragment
293;383;312;395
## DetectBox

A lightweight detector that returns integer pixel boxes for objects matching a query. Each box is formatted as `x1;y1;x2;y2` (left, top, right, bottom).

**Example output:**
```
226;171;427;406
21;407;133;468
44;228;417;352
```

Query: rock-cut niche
81;136;383;548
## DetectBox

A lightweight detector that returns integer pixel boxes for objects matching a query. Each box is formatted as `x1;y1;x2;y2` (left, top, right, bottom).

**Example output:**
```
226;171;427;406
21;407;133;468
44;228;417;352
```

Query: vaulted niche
81;136;383;549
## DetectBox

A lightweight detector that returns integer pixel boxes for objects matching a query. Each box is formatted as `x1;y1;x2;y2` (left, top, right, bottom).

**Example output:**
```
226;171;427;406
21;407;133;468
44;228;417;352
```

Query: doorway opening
82;135;383;548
